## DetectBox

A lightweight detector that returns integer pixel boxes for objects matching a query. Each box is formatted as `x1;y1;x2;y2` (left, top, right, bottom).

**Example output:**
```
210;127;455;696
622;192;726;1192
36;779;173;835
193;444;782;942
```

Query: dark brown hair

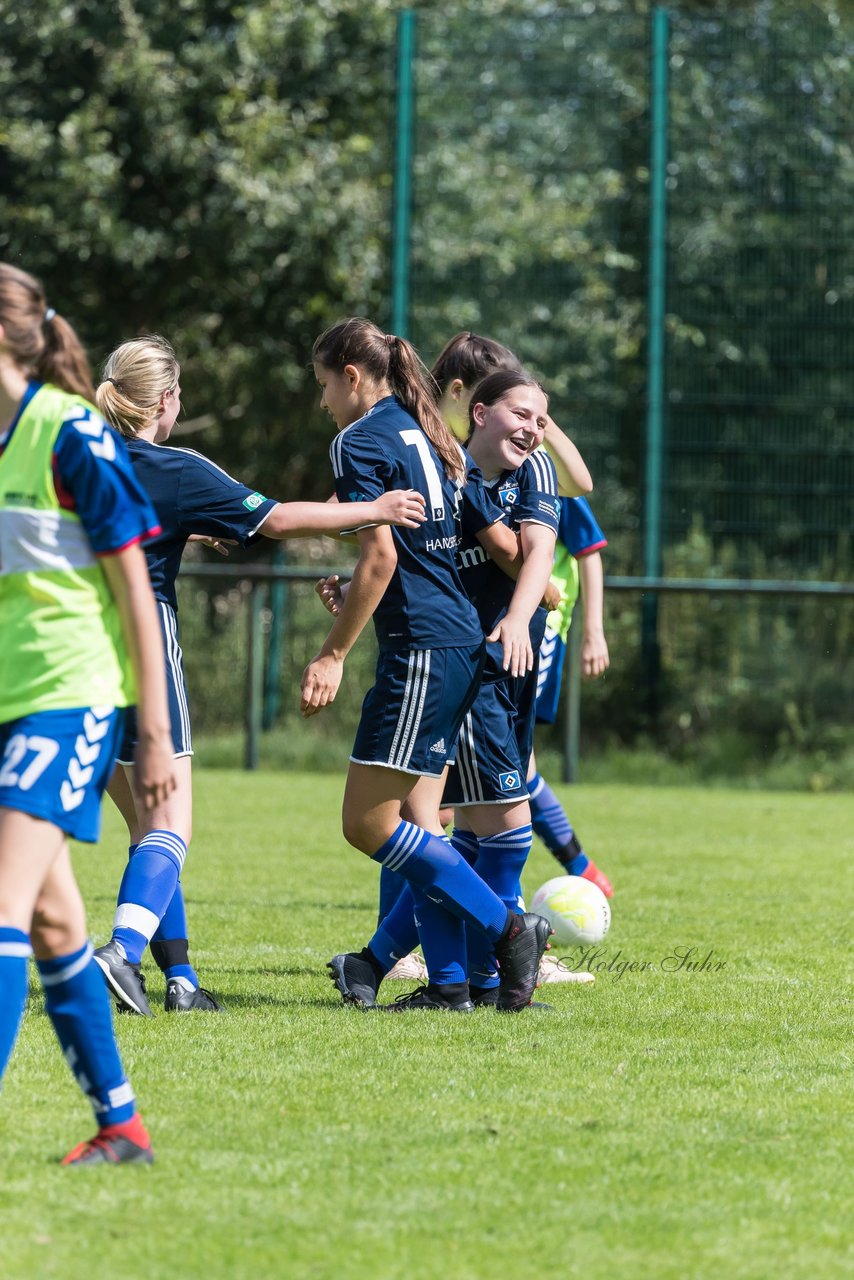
313;317;464;483
466;369;547;443
0;262;95;401
431;331;522;396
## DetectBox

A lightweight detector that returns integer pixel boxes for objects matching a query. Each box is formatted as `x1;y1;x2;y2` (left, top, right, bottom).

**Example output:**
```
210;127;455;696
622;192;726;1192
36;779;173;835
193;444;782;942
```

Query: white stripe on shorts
389;649;431;770
455;712;485;804
160;602;192;752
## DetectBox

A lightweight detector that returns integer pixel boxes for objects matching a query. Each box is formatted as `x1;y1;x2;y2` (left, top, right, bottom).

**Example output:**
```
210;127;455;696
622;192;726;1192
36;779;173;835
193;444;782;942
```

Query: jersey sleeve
53;414;161;555
329;424;392;506
515;449;561;534
558;496;608;557
174;451;278;546
461;461;507;536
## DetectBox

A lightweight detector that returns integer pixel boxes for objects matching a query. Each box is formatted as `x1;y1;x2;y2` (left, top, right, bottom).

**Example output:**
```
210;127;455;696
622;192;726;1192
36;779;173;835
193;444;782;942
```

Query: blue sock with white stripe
0;927;31;1080
369;883;420;973
467;824;533;989
370;822;508;942
529;773;589;872
450;827;479;867
37;942;135;1126
113;830;186;965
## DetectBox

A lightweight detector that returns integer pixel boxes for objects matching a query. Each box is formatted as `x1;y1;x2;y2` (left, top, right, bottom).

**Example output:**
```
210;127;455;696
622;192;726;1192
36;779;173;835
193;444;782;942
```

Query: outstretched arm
261;490;424;539
300;525;397;716
542;418;593;498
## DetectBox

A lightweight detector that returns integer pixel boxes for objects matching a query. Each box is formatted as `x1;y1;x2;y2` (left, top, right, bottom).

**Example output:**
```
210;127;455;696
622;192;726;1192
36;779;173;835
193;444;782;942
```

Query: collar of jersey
1;380;42;450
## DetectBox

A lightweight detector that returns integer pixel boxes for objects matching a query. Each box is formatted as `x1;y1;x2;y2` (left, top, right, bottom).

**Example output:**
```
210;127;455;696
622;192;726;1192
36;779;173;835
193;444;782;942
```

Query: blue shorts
535;623;566;725
117;601;192;763
351;643;486;777
0;706;124;843
444;663;539;807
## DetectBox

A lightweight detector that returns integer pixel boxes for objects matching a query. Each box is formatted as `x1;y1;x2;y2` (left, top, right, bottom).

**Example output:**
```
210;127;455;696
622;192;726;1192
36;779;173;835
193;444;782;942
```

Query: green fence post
391;8;416;338
642;5;670;716
263;546;286;731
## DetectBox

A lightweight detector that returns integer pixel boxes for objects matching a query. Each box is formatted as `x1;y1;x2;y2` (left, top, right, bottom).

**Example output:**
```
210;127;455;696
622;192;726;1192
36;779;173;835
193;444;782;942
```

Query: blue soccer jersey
122;438;278;609
558;496;607;559
329;396;482;650
458;446;561;637
0;381;161;554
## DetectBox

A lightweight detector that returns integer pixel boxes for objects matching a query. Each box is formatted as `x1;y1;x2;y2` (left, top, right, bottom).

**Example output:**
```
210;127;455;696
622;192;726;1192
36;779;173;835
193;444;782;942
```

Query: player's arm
99;546;176;807
577;550;609;679
475;521;560;611
260;490;424;539
487;522;558;676
542;419;593;498
301;526;397;717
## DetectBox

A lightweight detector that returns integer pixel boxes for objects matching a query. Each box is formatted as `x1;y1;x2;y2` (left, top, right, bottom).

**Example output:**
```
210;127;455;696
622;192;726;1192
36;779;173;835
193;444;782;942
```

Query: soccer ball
530;875;611;947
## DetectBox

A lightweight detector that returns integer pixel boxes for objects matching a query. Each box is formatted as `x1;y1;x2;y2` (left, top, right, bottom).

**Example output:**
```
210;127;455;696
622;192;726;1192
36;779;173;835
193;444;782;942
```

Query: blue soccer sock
38;942;136;1126
450;827;479;866
370;822;509;942
150;880;198;988
369;883;420;973
377;864;404;925
529;773;589;873
467;824;533;989
412;885;467;986
0;927;32;1081
113;830;186;965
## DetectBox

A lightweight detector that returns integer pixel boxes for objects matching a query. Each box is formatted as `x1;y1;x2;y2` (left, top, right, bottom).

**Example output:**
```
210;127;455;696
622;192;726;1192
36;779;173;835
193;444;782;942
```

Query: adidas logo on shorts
429;738;446;754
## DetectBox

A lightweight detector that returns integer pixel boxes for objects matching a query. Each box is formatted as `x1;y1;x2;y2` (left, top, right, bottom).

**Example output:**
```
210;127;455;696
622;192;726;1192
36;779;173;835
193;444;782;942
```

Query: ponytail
387;337;466;485
0;262;95;401
313;317;465;485
96;335;179;438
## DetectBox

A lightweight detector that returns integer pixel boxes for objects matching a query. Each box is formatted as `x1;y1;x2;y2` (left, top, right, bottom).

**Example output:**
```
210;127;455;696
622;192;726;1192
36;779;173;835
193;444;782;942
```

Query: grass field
1;773;851;1280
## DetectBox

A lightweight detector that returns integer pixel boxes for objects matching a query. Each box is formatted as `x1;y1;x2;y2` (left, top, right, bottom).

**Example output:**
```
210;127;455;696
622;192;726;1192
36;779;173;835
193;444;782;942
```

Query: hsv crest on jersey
499;770;521;791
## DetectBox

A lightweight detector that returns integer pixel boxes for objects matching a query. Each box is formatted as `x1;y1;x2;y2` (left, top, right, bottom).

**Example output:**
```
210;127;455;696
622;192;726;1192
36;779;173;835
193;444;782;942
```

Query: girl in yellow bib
0;262;175;1165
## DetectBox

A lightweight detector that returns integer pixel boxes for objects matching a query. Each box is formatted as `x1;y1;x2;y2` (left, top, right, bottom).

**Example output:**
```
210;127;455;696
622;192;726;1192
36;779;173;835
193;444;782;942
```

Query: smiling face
468;384;549;478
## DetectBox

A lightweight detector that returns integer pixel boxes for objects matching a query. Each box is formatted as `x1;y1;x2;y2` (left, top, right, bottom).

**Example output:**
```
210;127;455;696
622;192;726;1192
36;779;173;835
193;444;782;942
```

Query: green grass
2;775;852;1280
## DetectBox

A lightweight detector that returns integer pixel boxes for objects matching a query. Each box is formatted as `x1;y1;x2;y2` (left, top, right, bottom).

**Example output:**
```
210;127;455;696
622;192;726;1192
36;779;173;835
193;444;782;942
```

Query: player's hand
372;488;426;528
486;614;534;678
300;653;345;717
542;580;562;612
314;574;349;616
187;534;237;556
581;631;610;680
134;732;177;809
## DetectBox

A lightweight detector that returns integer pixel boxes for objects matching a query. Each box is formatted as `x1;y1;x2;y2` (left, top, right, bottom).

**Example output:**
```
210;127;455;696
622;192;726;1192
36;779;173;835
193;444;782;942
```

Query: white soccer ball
530;875;611;947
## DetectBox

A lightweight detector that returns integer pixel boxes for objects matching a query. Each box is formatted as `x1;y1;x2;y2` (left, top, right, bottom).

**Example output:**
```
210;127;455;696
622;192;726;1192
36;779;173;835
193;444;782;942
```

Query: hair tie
468;331;477;342
384;333;397;348
106;377;121;389
44;308;56;324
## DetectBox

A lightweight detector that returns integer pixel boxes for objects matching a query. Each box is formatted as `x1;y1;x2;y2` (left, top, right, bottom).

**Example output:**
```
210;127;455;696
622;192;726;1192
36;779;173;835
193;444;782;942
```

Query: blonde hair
96;335;180;437
0;262;95;401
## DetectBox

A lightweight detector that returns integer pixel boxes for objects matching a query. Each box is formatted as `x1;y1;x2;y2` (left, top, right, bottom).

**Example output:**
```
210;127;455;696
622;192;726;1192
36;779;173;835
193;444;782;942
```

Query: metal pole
391;8;416;337
244;582;265;770
641;5;670;716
